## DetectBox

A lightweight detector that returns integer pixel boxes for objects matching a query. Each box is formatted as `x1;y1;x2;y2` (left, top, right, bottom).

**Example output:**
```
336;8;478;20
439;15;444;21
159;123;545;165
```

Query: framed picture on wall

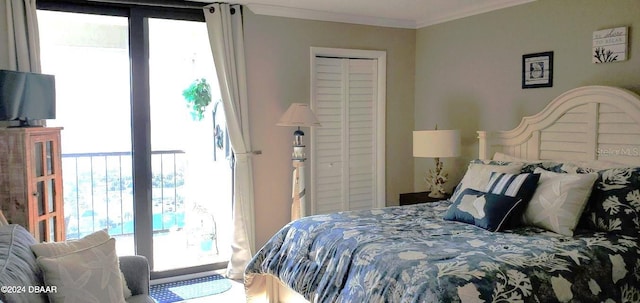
522;51;553;89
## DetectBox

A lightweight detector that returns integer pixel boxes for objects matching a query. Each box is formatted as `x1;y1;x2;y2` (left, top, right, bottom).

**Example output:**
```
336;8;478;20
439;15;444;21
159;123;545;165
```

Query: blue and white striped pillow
485;172;540;227
485;172;540;201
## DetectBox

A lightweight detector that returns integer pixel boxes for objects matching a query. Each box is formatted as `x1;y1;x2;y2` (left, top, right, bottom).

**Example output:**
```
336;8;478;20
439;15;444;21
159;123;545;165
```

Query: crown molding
415;0;536;28
246;0;535;30
247;4;416;29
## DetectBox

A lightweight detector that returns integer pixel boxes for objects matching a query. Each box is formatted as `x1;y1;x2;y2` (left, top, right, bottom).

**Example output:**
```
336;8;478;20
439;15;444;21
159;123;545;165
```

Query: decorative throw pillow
580;167;640;236
485;171;540;227
485;171;540;201
444;188;524;232
450;162;523;202
37;238;126;303
523;168;598;236
0;225;48;303
31;229;110;256
30;229;132;298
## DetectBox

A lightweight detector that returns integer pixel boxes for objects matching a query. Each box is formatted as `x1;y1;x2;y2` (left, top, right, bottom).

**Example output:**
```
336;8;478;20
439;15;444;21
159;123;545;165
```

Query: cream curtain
3;0;41;72
203;3;255;279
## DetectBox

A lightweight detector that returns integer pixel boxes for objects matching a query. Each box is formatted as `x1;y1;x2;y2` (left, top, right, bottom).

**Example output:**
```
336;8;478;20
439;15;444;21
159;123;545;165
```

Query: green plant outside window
182;78;212;121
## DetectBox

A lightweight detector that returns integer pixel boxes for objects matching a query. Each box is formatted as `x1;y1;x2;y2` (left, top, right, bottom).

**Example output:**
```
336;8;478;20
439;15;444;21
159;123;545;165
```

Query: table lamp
413;128;461;198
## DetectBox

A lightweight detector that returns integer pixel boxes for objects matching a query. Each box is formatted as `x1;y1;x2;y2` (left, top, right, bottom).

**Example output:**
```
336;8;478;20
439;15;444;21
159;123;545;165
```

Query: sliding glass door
147;18;231;271
37;2;231;277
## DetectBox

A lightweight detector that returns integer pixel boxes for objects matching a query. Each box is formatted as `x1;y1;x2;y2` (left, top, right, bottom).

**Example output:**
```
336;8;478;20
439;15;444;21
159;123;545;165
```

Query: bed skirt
245;273;310;303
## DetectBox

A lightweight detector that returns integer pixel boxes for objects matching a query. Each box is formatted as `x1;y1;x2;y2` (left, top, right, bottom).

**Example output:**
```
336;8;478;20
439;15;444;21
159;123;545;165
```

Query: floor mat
150;274;232;303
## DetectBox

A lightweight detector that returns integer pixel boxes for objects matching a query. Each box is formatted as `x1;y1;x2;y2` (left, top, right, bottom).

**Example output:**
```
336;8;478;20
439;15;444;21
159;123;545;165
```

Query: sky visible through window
37;10;231;270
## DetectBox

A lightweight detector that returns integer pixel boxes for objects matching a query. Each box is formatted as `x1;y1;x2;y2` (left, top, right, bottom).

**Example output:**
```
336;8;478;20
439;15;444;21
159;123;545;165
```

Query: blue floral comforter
245;201;640;302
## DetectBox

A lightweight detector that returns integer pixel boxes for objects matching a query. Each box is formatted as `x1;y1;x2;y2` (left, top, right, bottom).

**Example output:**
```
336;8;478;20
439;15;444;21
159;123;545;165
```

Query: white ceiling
227;0;536;29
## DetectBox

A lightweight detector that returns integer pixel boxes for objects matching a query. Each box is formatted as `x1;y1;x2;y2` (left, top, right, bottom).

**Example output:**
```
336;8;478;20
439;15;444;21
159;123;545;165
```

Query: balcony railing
61;150;186;239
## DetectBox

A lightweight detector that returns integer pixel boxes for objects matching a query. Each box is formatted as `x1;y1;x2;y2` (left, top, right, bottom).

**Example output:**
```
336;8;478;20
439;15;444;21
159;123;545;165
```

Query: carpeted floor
150;274;232;303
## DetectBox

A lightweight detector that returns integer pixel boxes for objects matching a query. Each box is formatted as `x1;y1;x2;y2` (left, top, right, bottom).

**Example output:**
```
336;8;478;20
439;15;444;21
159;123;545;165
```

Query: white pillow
451;162;523;201
37;238;126;303
31;229;110;257
523;168;598;236
31;230;132;298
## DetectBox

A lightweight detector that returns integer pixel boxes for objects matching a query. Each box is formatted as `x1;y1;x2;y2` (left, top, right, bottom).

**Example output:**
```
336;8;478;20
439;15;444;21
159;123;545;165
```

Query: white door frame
309;47;386;214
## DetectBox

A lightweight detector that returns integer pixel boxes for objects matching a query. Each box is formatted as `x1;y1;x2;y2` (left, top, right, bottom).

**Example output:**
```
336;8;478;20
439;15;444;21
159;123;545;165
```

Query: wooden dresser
0;127;65;242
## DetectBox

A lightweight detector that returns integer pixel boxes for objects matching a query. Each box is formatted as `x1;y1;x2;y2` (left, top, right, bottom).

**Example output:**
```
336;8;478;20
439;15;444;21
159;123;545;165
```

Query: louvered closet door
311;56;380;214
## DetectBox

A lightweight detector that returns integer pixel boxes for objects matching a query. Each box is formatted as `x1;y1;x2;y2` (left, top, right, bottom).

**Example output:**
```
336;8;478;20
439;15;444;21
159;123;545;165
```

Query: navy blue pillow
443;188;524;232
485;171;540;227
579;167;640;236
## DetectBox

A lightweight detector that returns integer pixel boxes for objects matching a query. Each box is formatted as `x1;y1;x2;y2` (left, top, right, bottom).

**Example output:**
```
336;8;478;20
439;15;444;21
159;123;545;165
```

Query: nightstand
399;191;451;206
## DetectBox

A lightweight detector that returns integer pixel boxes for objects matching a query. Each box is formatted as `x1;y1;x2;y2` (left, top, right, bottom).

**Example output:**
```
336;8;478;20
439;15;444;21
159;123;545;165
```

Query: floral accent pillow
580;167;640;236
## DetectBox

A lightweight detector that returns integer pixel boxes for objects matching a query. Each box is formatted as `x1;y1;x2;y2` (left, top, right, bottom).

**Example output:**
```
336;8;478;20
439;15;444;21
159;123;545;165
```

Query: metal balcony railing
61;150;186;239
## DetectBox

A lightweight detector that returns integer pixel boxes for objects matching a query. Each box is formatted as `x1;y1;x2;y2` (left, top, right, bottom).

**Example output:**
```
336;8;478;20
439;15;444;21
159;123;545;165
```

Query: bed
245;86;640;303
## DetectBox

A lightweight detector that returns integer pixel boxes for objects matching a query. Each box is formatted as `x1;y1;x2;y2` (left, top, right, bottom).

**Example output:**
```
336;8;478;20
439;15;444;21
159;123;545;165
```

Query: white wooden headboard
477;86;640;166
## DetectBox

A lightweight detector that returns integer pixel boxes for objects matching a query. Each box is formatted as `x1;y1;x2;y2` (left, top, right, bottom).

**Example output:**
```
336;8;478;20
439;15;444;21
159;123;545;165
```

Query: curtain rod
206;2;241;14
85;0;212;9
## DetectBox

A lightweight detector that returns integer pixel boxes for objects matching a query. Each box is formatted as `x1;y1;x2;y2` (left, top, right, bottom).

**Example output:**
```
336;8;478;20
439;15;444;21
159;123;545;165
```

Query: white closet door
311;55;383;214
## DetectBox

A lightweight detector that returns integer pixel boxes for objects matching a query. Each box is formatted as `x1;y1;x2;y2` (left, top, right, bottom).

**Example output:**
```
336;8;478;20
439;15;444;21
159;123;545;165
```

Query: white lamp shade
277;103;321;127
413;130;461;158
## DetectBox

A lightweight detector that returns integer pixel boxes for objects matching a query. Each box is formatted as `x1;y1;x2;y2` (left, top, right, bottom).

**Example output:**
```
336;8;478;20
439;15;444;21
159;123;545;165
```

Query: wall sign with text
593;27;628;63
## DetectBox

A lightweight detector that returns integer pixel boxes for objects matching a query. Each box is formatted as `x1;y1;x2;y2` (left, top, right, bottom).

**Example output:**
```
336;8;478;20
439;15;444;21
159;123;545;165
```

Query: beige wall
243;9;416;248
414;0;640;192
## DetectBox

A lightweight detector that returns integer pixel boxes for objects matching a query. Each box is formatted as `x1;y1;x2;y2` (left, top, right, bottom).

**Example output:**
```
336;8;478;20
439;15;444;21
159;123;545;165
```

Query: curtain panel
203;3;255;279
2;0;41;72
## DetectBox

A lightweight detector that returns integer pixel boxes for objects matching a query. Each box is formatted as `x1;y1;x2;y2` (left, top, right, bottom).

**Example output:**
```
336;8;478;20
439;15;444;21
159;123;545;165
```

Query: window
38;1;232;278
